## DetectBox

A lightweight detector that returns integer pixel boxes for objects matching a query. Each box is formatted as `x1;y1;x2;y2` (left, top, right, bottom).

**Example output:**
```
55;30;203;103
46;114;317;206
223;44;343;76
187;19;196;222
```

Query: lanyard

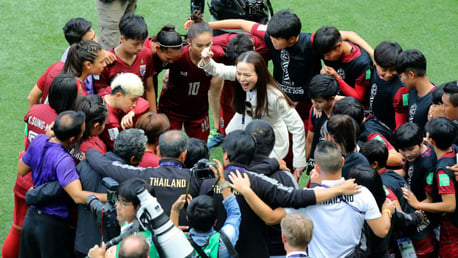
159;160;183;169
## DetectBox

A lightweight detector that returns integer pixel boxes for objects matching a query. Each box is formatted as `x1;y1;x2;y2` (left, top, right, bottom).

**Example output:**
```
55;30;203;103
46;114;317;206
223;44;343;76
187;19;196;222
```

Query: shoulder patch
365;68;371;80
402;93;409;106
383;185;390;196
426;172;434;185
373;135;386;144
439;173;450;187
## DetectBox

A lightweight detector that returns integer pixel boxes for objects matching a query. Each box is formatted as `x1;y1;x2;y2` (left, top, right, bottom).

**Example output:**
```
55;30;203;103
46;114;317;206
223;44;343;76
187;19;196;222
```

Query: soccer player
202;10;372;128
442;80;458;121
94;14;156;112
144;25;184;96
403;117;458;257
314;26;373;107
27;40;106;107
368;41;409;131
306;74;338;171
395;122;438;256
396;49;436;130
100;73;148;150
158;12;225;141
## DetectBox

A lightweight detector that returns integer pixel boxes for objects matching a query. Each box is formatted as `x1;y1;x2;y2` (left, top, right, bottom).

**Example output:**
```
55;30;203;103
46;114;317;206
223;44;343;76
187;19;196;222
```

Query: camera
86;177;120;241
191;158;217;180
136;186;193;257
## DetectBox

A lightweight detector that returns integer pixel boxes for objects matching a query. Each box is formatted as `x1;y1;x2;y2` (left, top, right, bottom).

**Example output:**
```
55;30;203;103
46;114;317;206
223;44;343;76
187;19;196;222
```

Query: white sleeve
274;92;307;168
363;188;382;220
197;58;236;81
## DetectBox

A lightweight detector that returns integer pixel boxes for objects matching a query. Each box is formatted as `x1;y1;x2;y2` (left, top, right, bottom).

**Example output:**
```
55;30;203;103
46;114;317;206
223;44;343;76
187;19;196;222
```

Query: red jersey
24;104;57;150
138;151;160;168
37;62;87;103
100;96;149;150
212;33;270;62
158;45;225;120
94;47;154;94
19;104;57;198
71;136;107;163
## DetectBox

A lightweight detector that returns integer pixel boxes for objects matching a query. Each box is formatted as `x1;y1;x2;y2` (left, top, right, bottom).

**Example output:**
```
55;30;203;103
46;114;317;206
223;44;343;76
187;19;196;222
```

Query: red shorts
412;232;437;257
438;218;458;257
219;82;235;136
169;115;210;141
295;100;312;132
13;194;29;226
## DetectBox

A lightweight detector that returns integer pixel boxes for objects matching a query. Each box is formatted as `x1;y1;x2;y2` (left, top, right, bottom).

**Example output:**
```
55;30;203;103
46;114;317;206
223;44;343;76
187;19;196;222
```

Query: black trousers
19;207;75;258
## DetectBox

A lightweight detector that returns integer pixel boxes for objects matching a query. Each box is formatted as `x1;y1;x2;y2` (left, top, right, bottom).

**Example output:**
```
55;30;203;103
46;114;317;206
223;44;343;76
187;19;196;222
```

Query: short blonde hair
281;212;313;249
110;73;144;97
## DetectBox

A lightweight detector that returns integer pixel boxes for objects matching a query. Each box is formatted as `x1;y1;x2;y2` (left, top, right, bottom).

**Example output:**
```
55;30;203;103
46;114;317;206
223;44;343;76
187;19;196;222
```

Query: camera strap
220;231;239;258
187;235;209;258
187;231;239;258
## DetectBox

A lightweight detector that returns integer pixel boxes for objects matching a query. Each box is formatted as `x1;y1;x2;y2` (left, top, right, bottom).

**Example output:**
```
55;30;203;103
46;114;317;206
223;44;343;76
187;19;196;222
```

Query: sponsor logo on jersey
180;71;188;77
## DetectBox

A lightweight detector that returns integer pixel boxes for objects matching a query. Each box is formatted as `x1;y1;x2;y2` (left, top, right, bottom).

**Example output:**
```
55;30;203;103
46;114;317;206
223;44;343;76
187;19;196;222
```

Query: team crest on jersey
140;65;146;76
337;68;345;80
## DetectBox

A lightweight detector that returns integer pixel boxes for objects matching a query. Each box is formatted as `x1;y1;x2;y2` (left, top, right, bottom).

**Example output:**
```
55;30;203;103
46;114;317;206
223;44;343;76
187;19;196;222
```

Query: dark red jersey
138;151;160;168
158;45;225;120
37;62;87;103
24;104;57;150
94;47;154;94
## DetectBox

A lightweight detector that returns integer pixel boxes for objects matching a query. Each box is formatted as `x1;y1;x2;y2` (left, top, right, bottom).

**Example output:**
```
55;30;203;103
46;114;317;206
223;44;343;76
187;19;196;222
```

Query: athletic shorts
168;115;210;141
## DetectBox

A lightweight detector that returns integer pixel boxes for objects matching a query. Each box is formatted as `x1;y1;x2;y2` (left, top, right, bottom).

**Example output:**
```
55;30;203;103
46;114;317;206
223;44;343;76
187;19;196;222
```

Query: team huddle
3;2;458;258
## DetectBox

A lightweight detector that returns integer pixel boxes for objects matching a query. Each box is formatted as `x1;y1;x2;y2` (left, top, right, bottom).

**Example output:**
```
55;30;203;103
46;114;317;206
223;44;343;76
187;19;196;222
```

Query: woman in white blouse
200;50;306;175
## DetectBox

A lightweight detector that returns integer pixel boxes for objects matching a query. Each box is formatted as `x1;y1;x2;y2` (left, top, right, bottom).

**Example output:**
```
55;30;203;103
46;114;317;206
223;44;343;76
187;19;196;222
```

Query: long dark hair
349;165;385;210
73;95;108;141
48;73;79;114
233;50;293;118
64;40;103;77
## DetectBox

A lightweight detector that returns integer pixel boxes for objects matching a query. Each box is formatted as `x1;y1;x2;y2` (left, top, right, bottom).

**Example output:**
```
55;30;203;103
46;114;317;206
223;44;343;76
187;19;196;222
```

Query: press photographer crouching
74;128;148;257
88;178;194;258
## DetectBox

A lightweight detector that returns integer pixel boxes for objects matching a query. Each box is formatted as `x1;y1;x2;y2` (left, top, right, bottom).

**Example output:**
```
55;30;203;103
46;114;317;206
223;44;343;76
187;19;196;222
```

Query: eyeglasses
245;101;253;117
116;198;132;208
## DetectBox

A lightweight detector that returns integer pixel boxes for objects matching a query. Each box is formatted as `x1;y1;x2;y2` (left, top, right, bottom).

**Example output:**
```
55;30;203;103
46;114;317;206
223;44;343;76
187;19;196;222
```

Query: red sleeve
337;71;370;102
77;80;88;96
307;106;315;132
132;97;149;116
393;86;409;129
367;133;394;151
384;185;398;201
436;169;456;195
425;172;433;194
36;65;51;91
94;68;110;91
250;23;267;39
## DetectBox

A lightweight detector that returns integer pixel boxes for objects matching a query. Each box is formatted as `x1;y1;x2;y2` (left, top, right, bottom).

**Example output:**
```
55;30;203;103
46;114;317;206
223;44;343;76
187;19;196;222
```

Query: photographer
85;130;201;227
111;178;160;257
75;128;147;257
171;159;241;258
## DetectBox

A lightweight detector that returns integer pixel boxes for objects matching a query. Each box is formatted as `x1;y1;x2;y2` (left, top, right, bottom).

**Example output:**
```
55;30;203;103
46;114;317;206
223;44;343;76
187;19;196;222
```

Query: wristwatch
218;182;231;191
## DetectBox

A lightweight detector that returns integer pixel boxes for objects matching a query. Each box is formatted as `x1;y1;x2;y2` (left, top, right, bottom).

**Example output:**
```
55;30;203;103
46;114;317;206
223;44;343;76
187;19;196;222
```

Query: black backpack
209;0;274;24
